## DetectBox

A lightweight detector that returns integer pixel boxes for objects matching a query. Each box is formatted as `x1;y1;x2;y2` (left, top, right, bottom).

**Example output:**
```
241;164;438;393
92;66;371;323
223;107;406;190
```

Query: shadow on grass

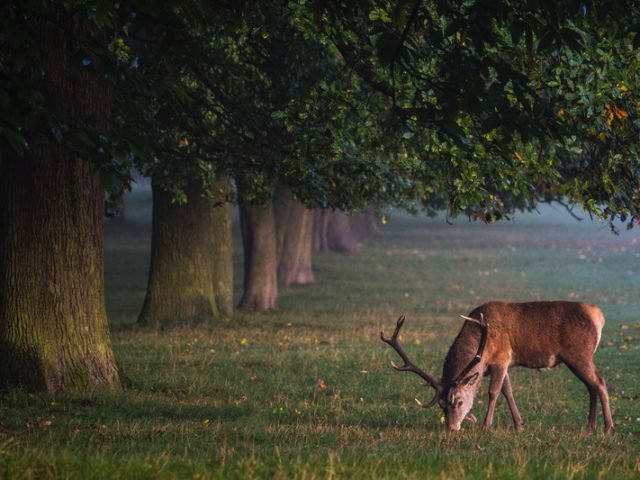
116;398;253;423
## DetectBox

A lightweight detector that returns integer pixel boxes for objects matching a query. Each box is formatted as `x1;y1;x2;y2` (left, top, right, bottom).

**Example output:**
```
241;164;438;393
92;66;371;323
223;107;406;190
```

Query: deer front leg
501;372;524;431
484;365;508;429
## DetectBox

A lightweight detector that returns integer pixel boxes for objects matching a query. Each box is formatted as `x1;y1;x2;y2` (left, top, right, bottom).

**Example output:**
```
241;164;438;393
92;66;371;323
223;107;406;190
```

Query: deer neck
442;327;486;384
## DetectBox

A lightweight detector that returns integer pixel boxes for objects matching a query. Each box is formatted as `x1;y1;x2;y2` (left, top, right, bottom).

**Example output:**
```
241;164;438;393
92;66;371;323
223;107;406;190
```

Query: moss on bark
0;15;120;392
138;176;233;327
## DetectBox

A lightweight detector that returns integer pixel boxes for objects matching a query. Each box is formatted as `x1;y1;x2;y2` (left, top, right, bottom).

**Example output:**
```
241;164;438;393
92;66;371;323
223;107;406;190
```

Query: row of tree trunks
139;178;385;316
139;181;316;319
236;187;382;312
0;16;120;391
138;176;233;327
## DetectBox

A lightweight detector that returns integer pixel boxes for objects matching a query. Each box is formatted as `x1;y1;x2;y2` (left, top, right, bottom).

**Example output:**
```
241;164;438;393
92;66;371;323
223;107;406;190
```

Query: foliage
0;1;137;182
539;24;640;230
116;2;410;210
2;1;639;222
309;0;640;225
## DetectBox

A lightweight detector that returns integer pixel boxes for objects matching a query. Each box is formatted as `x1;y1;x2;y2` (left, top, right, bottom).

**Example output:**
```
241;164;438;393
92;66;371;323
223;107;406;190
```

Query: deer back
445;301;605;376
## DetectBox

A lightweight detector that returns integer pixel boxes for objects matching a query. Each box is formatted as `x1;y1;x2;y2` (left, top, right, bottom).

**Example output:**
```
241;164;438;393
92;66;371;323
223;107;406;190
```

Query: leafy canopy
2;0;639;227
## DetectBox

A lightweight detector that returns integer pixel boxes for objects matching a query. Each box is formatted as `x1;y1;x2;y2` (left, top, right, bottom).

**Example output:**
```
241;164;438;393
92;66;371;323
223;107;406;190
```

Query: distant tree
237;192;279;312
275;188;315;286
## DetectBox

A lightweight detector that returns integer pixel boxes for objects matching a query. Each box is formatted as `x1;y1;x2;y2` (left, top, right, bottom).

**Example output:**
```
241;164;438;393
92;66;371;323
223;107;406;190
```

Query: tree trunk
238;200;278;312
313;210;361;253
138;176;233;327
0;16;120;392
350;208;381;241
313;209;331;252
211;177;234;316
313;208;381;253
275;188;315;286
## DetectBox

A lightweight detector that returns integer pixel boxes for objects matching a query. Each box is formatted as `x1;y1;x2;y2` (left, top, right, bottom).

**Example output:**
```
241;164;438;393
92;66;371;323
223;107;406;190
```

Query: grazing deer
381;301;614;433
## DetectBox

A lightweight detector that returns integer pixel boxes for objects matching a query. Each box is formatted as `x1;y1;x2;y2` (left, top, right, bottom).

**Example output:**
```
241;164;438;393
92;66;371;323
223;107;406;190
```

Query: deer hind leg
501;373;524;431
564;360;614;433
595;369;614;433
587;385;598;429
483;365;508;428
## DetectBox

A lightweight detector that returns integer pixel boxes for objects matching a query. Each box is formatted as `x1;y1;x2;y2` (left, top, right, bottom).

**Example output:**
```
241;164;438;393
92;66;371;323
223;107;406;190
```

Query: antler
381;315;443;407
454;312;489;384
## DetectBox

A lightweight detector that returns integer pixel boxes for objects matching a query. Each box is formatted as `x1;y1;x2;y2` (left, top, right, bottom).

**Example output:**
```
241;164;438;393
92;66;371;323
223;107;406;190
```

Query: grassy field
1;186;640;479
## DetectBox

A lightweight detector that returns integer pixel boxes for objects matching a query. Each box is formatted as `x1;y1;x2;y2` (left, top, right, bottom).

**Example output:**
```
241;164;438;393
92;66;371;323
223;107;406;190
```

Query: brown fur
444;301;613;432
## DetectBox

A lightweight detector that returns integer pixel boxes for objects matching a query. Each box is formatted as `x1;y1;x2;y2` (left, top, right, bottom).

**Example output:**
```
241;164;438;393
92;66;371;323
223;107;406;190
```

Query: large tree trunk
275;188;315;286
0;16;120;392
238;200;278;312
138;176;233;327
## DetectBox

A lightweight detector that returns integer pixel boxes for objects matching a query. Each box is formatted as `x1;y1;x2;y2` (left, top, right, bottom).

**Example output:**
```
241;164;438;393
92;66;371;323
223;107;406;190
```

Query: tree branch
554;199;583;221
332;40;395;98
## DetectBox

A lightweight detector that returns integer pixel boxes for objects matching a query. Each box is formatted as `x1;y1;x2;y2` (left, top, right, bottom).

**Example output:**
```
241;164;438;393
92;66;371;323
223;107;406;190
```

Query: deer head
380;314;488;431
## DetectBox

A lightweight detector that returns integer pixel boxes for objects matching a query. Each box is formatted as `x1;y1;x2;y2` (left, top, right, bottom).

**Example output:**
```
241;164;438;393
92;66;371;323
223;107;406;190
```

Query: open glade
1;188;639;479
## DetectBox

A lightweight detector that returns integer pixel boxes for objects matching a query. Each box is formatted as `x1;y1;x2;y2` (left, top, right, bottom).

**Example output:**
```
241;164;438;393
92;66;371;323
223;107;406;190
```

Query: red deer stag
381;301;614;433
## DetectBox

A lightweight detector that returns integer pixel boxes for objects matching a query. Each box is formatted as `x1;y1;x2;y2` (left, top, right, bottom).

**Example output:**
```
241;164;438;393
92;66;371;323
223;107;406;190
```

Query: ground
1;187;639;478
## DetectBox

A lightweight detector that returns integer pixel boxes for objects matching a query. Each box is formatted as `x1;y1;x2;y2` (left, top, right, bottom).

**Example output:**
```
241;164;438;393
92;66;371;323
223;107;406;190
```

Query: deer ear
462;372;479;386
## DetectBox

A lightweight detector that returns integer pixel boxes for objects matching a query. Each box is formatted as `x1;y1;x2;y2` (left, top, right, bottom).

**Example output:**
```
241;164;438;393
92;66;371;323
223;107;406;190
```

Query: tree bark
138;176;233;327
0;16;120;392
313;209;331;252
275;188;315;286
238;200;279;312
211;178;234;316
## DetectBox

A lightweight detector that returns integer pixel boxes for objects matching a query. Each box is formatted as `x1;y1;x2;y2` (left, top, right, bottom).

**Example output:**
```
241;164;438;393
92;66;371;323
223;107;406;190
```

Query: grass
1;186;640;479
